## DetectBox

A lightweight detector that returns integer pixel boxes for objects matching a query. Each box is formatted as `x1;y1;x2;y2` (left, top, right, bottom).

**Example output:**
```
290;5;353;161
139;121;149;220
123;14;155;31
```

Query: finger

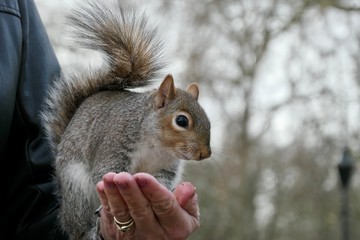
134;173;192;231
102;172;131;223
113;173;160;228
96;181;118;239
96;181;111;216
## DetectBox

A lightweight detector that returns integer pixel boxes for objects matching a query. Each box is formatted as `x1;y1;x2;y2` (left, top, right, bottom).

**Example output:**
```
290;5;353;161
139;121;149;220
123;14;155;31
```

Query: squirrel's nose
199;147;211;160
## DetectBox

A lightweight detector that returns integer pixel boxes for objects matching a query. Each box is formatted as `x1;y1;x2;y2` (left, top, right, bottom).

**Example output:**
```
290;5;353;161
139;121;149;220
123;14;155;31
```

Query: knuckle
111;208;129;219
152;198;176;216
129;201;152;222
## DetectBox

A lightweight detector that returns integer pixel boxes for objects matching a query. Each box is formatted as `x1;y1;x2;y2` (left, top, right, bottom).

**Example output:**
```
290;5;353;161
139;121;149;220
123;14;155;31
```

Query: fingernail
104;181;116;188
190;189;196;199
136;178;148;188
117;182;128;190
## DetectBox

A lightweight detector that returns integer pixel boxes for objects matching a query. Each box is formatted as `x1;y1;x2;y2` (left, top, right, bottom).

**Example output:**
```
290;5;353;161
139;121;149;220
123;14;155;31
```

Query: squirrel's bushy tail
42;0;164;152
69;0;164;84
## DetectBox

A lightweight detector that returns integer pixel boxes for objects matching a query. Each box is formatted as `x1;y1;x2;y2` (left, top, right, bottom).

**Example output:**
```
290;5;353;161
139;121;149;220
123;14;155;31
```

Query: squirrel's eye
176;115;189;128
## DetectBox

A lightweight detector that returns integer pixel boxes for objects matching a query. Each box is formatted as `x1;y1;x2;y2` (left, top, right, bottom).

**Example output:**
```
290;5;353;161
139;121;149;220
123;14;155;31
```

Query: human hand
96;172;200;240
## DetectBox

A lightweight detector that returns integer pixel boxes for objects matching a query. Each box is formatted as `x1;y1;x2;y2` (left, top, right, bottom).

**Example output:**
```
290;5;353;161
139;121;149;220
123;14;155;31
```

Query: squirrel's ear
155;74;176;108
186;83;199;101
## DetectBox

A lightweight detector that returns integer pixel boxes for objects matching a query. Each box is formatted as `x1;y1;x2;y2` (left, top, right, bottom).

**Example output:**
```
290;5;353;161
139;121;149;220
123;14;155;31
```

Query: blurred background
35;0;360;239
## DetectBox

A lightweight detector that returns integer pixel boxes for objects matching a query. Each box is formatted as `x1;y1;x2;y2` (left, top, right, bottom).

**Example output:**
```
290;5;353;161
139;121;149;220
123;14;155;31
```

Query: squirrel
41;0;211;239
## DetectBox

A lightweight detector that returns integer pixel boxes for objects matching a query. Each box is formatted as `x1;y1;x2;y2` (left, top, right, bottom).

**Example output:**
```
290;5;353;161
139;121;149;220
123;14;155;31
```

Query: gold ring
113;216;135;232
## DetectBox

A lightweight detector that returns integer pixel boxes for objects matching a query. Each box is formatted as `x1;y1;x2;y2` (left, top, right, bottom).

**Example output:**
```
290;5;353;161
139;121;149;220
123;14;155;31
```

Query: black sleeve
0;0;67;239
0;0;22;157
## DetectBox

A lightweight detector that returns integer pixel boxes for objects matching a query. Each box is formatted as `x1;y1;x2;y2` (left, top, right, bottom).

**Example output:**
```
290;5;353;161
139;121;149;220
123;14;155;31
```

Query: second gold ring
113;217;135;232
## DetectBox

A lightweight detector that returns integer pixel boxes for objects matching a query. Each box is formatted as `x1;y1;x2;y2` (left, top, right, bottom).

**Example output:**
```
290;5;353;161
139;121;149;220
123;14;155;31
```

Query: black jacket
0;0;67;239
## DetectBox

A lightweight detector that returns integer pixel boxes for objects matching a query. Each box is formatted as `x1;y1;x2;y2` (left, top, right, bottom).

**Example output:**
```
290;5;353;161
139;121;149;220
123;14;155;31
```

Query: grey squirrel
41;0;211;239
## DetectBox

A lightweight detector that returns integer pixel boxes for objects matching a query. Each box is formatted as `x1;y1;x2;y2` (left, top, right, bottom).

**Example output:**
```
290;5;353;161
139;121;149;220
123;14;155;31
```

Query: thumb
183;190;200;221
174;182;200;220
